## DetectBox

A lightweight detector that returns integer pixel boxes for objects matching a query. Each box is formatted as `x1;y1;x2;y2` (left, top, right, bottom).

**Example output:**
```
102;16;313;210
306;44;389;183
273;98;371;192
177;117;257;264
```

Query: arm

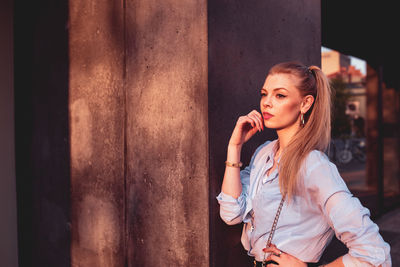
314;193;387;267
221;144;243;198
217;110;264;224
322;191;390;267
217;161;250;225
221;110;263;198
306;158;391;267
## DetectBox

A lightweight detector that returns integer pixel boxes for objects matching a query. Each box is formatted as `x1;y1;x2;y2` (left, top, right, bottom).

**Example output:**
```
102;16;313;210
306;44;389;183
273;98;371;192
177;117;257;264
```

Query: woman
217;61;391;267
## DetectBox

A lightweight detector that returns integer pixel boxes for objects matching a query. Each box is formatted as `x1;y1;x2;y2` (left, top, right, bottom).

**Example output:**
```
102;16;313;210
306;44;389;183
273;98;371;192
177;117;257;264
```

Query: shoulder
302;150;331;175
301;149;349;193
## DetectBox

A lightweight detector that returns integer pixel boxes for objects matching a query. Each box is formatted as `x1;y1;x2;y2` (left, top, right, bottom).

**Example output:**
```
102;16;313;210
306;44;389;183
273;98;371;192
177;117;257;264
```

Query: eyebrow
261;87;289;92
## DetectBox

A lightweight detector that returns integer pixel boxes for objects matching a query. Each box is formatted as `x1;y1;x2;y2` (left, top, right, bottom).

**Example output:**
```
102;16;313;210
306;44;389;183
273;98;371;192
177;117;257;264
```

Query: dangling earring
300;113;305;127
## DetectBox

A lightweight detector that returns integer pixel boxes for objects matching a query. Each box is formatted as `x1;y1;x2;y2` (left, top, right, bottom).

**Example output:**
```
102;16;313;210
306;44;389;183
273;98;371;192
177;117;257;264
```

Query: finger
245;115;256;128
253;113;264;131
258;114;264;130
245;115;259;131
249;110;263;122
253;111;264;130
247;115;261;132
238;116;254;129
264;255;280;267
269;254;282;264
262;243;278;251
251;110;264;122
262;246;281;255
263;250;278;256
248;113;262;132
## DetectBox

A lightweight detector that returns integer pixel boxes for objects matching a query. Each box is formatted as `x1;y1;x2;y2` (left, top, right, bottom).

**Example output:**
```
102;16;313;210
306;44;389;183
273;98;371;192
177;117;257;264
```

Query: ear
300;95;314;114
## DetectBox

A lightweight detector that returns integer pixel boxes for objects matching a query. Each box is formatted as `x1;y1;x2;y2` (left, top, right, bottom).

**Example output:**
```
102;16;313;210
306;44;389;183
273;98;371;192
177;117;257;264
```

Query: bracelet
225;161;243;168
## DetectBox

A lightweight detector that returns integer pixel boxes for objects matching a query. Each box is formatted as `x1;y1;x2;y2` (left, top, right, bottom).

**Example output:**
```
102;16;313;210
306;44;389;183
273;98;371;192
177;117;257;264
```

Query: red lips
263;112;274;120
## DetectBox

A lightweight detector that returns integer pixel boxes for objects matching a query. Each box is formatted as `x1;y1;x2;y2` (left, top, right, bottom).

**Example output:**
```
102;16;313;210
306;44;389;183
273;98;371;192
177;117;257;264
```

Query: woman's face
260;73;304;130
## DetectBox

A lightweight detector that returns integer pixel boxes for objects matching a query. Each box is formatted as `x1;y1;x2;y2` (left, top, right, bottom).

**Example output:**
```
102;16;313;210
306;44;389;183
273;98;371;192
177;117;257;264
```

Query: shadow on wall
14;0;70;266
0;0;18;265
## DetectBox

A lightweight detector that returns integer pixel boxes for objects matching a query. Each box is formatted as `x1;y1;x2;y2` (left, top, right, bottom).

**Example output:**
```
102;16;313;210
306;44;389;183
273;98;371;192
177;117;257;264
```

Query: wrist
228;143;242;151
227;144;242;162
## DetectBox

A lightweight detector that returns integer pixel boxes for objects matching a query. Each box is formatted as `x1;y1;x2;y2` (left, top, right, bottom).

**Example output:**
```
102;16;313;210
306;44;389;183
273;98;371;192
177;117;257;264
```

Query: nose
262;95;272;107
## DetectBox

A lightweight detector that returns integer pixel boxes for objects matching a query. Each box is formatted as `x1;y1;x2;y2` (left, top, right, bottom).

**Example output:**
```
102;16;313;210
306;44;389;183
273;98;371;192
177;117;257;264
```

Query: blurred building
322;50;351;76
322;50;367;136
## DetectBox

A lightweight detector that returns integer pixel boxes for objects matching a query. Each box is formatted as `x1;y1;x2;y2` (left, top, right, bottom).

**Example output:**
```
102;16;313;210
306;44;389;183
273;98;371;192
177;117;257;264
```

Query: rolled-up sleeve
216;165;250;225
304;152;391;266
326;192;391;266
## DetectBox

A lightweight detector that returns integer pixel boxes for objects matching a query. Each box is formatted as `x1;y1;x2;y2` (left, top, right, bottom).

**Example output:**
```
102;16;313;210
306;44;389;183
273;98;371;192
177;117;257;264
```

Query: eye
260;92;267;97
276;94;287;98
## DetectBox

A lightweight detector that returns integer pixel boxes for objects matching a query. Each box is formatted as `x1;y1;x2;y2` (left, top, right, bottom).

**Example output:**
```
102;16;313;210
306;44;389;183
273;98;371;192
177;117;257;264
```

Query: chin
264;121;288;130
264;123;279;129
264;124;278;130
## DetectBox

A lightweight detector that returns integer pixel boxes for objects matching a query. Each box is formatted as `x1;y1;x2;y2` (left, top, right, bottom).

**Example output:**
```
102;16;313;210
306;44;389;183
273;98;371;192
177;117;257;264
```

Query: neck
276;121;301;153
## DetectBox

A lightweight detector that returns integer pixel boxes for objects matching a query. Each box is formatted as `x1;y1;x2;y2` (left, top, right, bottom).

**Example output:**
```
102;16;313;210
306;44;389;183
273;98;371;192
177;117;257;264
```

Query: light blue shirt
217;140;391;266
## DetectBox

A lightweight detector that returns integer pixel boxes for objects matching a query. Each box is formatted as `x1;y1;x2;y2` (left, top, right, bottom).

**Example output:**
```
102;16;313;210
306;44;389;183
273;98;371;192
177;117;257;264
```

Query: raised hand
229;110;264;147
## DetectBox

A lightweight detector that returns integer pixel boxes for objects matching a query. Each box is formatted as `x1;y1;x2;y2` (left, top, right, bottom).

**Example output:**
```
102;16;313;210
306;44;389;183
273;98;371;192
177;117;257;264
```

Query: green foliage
330;77;352;138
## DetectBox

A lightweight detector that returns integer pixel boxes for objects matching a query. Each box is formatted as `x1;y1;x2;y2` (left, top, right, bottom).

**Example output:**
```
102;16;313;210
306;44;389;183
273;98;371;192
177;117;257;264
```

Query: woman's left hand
263;244;307;267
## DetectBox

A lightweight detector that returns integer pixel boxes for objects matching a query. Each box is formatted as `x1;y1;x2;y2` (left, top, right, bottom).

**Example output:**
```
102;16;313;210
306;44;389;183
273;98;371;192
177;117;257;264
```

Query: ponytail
268;62;332;200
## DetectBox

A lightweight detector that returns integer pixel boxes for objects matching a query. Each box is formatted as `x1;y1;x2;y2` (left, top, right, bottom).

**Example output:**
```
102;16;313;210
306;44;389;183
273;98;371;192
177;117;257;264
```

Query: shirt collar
262;140;280;184
265;139;281;163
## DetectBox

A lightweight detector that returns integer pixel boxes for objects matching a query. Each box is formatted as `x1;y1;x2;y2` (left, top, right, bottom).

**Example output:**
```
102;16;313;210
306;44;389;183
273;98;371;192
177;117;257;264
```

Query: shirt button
251;226;254;232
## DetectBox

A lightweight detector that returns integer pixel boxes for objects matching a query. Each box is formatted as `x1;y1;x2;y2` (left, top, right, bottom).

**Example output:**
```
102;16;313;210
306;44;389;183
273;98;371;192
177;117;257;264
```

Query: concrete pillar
69;0;126;266
208;1;321;266
0;0;18;265
69;0;209;266
125;1;209;266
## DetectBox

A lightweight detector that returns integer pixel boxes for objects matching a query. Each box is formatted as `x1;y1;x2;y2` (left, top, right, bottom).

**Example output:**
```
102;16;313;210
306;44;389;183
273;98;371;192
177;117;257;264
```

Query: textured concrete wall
208;1;321;266
0;0;18;265
125;1;209;266
69;0;125;266
69;0;209;266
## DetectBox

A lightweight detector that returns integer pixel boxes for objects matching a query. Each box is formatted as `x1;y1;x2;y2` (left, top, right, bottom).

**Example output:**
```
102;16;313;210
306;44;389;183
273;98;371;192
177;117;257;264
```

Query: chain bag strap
262;195;285;266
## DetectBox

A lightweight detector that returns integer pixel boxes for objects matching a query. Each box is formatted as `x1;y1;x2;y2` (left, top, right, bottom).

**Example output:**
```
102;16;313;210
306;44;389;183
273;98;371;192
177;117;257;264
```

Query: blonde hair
268;61;332;200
